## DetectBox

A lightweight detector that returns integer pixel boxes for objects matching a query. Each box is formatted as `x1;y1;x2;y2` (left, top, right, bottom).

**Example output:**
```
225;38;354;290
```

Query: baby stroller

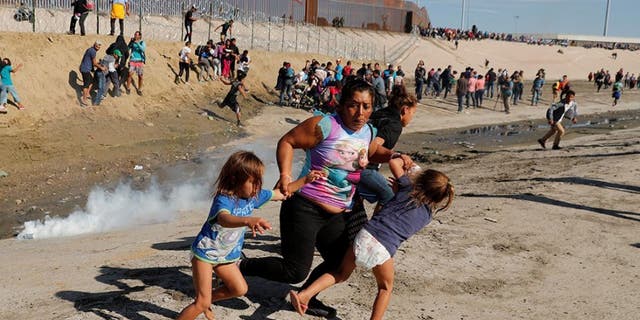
14;3;34;23
290;83;317;111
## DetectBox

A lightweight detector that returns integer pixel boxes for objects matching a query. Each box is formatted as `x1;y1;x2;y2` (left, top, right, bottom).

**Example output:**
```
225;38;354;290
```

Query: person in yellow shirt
109;0;130;36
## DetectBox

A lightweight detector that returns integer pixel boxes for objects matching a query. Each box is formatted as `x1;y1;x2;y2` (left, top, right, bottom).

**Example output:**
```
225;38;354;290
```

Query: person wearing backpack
69;0;92;36
197;42;215;82
538;90;577;150
611;80;623;106
106;35;129;92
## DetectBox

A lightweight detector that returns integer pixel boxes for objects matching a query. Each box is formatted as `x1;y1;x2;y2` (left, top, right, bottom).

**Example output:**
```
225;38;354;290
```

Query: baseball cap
113;49;122;57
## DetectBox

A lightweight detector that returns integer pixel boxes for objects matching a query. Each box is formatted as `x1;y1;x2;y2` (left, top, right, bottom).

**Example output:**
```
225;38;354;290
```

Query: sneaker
306;297;337;318
552;145;562;150
0;106;8;114
537;138;546;149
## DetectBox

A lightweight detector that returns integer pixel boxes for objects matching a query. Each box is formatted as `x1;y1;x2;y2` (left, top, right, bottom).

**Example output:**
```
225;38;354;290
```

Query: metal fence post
267;17;271;51
96;0;100;34
208;1;213;41
307;25;310;52
138;0;142;34
295;22;298;52
181;2;185;42
31;0;35;32
383;45;386;63
317;27;320;54
281;18;285;51
250;12;254;49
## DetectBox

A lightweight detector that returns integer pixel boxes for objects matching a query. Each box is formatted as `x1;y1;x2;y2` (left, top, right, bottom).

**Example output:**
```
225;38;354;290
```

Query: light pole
461;0;466;30
604;0;611;36
514;15;519;34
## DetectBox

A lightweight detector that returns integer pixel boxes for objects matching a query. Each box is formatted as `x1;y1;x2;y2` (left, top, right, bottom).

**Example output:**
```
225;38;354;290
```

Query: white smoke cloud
17;180;211;240
15;137;305;240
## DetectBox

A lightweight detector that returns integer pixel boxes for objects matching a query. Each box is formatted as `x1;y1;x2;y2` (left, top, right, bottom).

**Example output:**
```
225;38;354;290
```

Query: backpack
195;45;206;57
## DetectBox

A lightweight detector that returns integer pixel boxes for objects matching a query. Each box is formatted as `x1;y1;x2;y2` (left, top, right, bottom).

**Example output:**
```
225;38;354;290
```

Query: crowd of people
78;31;146;106
419;24;640;51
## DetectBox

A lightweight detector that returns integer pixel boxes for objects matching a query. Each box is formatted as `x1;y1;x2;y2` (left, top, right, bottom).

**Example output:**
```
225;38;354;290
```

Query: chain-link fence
0;0;417;62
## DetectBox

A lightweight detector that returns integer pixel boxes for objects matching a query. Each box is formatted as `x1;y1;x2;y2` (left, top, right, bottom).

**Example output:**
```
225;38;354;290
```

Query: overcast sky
420;0;639;38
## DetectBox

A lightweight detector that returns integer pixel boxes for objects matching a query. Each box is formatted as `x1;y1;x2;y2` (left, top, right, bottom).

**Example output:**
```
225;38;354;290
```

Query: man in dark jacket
456;72;468;113
69;0;91;36
414;61;426;100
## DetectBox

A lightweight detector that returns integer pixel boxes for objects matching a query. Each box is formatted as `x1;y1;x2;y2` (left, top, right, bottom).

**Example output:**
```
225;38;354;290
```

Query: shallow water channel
397;109;640;163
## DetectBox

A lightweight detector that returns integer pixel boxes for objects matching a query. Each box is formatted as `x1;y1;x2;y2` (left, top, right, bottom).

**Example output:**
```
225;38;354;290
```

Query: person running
290;159;454;320
0;58;26;112
68;0;91;36
126;31;146;95
215;19;234;42
239;79;412;319
176;150;325;320
79;40;102;106
184;5;197;43
537;90;577;150
177;41;192;84
109;0;129;36
218;72;247;127
612;79;623;106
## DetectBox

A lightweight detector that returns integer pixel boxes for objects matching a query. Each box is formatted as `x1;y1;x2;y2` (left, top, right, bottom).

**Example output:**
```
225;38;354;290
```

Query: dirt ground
1;31;639;319
0;107;638;319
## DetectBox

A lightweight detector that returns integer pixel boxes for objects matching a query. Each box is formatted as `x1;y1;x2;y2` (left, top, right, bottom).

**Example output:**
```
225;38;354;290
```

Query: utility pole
461;0;466;30
603;0;611;36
